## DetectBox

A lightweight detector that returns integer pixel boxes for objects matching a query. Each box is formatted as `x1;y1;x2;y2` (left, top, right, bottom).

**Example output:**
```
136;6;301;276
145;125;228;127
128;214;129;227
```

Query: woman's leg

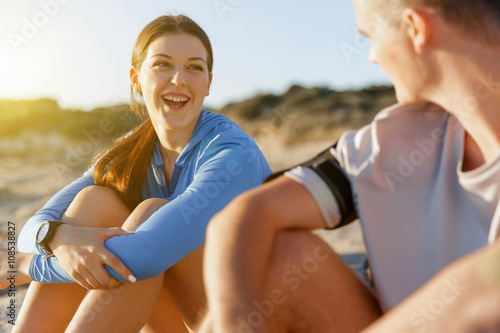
66;198;190;333
162;245;206;330
141;287;189;333
138;243;206;332
13;186;132;333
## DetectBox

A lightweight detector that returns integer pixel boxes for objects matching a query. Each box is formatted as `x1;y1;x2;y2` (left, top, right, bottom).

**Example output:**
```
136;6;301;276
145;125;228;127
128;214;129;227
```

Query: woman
7;14;271;332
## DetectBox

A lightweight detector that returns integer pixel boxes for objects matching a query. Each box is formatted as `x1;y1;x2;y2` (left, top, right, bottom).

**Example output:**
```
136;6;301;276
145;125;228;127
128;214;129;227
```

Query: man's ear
206;72;213;96
130;66;142;93
402;7;434;54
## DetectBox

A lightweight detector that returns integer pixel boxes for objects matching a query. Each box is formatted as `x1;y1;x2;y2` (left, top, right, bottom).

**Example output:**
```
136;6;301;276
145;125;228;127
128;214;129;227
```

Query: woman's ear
130;66;142;93
402;7;434;54
206;72;213;96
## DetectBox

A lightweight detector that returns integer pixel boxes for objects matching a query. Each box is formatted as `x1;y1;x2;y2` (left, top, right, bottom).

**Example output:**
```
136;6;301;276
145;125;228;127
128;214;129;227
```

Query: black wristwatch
36;221;64;259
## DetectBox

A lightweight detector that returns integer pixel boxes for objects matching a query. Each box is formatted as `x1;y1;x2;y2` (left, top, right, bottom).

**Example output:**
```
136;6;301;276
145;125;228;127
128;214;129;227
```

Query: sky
0;0;390;111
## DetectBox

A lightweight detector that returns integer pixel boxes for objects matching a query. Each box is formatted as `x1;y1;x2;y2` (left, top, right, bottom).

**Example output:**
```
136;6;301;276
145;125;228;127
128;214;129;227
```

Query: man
199;0;500;332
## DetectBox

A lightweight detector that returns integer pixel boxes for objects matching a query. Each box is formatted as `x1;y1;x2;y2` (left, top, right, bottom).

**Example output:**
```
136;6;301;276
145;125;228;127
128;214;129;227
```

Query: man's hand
50;224;136;289
363;241;500;333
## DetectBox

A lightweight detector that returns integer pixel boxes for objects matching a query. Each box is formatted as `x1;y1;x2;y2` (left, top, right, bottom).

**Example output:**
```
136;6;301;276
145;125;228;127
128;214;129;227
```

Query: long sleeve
18;167;96;256
29;141;271;283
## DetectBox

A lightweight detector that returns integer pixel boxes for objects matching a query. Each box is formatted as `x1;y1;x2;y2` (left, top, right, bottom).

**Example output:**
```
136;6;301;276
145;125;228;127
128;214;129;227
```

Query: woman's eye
154;62;170;68
189;65;203;71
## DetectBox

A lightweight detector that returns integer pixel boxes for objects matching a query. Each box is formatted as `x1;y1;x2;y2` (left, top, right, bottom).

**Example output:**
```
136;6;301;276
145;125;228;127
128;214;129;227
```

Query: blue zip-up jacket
18;110;272;283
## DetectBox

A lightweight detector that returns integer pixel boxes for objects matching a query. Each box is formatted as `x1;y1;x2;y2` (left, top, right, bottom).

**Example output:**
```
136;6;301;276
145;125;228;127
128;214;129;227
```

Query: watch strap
37;221;64;259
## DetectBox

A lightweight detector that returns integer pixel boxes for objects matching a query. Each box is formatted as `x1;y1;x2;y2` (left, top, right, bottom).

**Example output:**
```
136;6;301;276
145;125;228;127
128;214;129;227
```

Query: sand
0;136;365;333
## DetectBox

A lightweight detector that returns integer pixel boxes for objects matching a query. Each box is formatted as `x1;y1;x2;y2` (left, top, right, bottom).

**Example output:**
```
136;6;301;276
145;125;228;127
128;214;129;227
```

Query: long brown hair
92;15;214;210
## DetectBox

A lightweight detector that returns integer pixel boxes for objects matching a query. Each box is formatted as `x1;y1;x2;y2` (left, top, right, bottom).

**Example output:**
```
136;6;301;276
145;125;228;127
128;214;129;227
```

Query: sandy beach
0;133;365;333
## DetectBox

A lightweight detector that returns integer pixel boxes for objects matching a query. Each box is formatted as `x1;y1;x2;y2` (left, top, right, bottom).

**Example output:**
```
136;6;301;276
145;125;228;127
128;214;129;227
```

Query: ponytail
92;118;156;210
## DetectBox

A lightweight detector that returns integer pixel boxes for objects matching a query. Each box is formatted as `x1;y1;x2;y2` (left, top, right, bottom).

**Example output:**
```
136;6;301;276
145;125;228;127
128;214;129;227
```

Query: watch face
37;223;50;242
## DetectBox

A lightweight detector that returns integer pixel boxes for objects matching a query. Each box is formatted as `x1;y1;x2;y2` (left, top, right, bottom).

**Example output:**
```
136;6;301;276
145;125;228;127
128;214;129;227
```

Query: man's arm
203;176;327;332
363;241;500;333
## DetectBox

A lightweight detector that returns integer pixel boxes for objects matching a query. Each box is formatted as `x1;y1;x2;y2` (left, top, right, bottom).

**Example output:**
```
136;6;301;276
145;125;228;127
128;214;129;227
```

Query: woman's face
132;33;212;135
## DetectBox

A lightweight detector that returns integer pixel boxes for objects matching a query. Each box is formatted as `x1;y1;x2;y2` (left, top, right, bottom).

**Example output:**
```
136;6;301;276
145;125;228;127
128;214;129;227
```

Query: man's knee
264;231;380;331
270;231;336;274
261;231;338;309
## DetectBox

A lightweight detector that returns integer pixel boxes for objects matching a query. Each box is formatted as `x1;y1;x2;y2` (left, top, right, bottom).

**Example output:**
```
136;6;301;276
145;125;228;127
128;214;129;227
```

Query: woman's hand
0;248;33;289
50;224;136;289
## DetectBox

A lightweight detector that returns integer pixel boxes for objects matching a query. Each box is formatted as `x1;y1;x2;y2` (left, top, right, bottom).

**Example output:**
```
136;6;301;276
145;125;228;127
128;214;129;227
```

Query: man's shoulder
373;102;446;123
335;102;450;173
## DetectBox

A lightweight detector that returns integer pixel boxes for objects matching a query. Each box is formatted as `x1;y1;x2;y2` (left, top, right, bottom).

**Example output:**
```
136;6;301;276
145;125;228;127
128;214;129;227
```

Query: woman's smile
162;92;191;111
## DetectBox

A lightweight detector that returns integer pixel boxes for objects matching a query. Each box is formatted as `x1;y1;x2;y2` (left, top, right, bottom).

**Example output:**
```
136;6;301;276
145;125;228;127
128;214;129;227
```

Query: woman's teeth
163;95;189;108
163;96;188;102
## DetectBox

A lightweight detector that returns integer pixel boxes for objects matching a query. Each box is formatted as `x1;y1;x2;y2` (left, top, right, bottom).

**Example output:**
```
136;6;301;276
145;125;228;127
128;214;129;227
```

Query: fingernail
129;275;136;283
126;231;134;234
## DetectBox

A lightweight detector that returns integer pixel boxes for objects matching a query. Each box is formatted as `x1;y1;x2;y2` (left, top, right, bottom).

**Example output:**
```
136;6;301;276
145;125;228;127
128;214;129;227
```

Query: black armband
266;143;357;229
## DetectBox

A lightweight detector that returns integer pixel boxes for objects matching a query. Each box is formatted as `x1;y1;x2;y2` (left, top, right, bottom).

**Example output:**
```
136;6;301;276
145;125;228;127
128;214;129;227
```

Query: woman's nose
171;69;187;87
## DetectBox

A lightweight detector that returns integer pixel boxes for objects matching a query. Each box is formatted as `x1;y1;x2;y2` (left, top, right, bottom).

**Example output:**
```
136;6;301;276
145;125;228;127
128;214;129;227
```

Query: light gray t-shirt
286;103;500;311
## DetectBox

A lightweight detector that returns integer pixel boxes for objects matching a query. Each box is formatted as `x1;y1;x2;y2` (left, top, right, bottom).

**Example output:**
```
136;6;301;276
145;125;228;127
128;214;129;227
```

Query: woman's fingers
81;265;113;290
72;254;129;289
100;250;136;283
52;226;136;288
92;265;118;289
100;227;135;239
97;227;136;283
65;247;113;289
71;271;94;290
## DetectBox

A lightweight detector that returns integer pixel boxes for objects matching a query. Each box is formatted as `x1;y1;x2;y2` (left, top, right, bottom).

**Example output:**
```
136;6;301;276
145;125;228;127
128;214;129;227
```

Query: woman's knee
122;198;169;230
136;197;170;209
73;185;122;205
63;185;130;228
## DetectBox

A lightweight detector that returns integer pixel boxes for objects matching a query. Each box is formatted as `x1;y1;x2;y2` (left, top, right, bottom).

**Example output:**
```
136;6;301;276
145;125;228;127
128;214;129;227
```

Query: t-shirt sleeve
29;142;271;283
278;144;358;230
284;166;341;229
